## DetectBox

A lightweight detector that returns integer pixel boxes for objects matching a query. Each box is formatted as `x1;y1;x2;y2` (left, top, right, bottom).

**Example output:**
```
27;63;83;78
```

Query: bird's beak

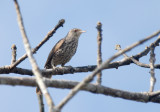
80;30;86;33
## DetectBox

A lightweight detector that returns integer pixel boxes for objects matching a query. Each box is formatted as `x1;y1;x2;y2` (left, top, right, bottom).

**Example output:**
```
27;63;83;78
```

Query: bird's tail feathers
36;86;42;95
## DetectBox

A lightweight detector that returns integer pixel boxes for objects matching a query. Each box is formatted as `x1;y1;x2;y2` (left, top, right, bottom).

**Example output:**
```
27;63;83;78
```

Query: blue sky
1;0;160;112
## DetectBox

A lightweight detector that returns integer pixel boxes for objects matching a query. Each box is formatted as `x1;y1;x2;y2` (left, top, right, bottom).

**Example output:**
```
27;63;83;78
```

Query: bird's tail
36;86;42;95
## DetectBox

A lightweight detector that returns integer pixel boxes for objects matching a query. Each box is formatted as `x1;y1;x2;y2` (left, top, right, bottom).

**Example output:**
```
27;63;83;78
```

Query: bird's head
67;28;86;39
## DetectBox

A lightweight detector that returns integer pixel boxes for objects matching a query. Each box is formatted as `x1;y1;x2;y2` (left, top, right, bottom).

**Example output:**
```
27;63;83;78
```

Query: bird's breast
51;39;79;66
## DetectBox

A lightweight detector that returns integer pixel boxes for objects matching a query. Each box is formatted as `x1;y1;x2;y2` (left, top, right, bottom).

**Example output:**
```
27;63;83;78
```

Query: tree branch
37;94;44;112
56;30;160;110
13;0;55;111
1;62;160;76
96;22;103;85
9;18;65;71
115;45;149;68
11;44;17;64
0;76;160;103
149;43;156;92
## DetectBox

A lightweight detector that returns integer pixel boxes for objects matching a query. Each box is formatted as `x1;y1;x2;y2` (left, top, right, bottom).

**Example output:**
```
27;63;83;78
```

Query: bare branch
37;94;44;112
55;30;160;110
9;19;65;71
11;44;17;64
96;22;103;85
115;45;149;68
115;36;159;92
149;43;156;92
0;76;160;103
13;0;55;111
1;62;160;77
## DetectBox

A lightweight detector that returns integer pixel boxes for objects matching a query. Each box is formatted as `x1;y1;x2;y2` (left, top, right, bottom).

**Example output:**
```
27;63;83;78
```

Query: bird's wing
44;38;65;69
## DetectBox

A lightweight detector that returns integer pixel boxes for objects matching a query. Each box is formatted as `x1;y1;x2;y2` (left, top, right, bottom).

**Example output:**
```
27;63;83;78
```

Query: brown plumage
36;28;85;94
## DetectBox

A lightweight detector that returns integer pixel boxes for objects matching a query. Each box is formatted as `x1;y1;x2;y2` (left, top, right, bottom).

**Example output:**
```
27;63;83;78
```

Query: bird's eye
74;29;78;32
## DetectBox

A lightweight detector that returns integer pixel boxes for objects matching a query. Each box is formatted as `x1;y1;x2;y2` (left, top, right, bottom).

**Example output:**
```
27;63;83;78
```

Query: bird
36;28;86;94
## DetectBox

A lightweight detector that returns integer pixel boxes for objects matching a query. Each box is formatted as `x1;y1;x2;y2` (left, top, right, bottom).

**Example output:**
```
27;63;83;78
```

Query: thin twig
96;22;103;85
13;0;55;112
0;76;160;103
9;19;65;70
11;44;17;64
115;45;149;67
37;94;44;112
115;35;160;68
55;30;160;110
116;43;157;93
149;43;156;92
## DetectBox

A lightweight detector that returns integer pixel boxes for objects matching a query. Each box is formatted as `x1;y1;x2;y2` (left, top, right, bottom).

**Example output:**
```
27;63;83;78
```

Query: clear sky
1;0;160;112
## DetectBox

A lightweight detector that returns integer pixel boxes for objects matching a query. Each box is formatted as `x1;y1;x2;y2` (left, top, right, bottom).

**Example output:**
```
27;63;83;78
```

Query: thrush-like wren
36;28;86;94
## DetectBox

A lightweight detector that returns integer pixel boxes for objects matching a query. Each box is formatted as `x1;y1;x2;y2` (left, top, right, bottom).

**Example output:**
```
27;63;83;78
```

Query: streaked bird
36;28;86;94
